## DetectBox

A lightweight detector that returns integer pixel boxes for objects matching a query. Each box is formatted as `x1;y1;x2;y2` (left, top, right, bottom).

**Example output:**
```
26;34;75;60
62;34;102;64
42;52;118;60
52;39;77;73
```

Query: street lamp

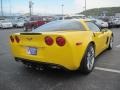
9;0;12;16
84;0;87;16
61;4;64;20
85;0;86;11
1;0;3;16
29;0;33;17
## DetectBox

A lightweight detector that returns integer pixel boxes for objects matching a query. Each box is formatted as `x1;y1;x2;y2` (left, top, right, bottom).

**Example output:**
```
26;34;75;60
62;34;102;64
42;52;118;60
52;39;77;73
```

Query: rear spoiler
20;33;42;35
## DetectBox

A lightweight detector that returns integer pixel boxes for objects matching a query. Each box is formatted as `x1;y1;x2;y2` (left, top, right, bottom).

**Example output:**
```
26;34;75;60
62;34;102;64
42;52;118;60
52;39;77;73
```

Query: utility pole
1;0;3;16
29;0;33;17
85;0;87;15
9;0;12;16
85;0;86;11
61;4;64;20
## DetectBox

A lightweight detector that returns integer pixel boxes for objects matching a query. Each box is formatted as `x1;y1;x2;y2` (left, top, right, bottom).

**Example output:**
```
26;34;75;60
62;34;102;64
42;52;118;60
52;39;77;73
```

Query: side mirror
96;22;108;29
100;29;108;33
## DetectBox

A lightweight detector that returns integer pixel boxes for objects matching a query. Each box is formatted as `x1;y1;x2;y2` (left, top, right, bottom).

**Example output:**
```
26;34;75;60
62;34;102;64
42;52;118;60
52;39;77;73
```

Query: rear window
32;20;85;32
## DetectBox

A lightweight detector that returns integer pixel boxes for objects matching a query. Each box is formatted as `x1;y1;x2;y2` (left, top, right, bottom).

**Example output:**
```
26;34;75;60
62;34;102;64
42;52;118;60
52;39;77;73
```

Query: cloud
74;0;85;12
74;0;84;8
4;0;120;15
74;0;120;11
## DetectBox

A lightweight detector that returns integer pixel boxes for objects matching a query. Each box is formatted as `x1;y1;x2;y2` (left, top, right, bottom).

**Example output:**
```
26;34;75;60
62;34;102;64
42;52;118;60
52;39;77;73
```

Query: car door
101;28;110;48
86;22;107;55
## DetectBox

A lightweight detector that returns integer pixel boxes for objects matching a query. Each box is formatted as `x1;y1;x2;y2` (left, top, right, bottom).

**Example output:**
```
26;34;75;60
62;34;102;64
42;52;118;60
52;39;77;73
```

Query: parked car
70;14;86;19
53;14;86;20
14;20;25;28
10;20;17;28
91;19;108;28
108;19;115;28
24;16;49;32
10;19;113;74
0;20;13;29
112;18;120;28
53;16;73;20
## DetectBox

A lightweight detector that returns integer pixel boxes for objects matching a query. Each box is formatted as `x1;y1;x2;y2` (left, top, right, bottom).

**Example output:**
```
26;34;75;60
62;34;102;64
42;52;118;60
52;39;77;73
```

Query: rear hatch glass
32;20;85;32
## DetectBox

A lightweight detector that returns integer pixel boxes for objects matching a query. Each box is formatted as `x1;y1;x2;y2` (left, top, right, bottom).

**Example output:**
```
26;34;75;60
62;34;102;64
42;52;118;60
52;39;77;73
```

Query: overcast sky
3;0;120;14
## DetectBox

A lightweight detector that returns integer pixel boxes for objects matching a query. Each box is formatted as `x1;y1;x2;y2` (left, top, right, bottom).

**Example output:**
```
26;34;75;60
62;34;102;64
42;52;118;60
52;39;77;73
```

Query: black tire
108;36;113;50
80;43;95;74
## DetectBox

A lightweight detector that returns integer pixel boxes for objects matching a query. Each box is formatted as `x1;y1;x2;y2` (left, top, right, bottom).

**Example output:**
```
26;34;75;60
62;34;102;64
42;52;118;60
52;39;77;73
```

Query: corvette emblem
26;38;32;41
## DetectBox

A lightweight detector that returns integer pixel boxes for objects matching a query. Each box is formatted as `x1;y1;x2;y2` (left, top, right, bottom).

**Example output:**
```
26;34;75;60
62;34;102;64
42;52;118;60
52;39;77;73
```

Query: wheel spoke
87;46;95;70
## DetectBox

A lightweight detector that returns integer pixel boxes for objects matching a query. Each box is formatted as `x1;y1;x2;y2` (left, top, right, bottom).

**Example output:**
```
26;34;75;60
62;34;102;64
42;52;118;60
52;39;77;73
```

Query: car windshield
32;20;85;32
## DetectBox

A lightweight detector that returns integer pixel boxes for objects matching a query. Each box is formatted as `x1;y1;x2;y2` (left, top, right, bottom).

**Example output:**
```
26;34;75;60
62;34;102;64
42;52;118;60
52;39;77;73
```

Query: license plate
28;47;37;55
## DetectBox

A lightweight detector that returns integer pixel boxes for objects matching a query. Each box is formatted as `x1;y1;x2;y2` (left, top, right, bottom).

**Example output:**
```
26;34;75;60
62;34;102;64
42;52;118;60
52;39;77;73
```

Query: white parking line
95;67;120;74
116;44;120;48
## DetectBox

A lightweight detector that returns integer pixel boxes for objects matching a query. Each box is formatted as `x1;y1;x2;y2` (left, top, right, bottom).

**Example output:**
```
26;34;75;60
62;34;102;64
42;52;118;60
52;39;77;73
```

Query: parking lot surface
0;28;120;90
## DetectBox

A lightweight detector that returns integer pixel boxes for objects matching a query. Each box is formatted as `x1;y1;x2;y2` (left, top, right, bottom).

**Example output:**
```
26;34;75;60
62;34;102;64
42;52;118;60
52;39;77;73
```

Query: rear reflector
45;36;54;46
10;36;14;43
56;37;66;46
15;36;20;43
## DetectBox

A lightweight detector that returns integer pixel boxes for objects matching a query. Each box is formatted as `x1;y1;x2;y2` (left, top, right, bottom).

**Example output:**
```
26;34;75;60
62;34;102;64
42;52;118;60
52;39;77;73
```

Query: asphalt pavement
0;28;120;90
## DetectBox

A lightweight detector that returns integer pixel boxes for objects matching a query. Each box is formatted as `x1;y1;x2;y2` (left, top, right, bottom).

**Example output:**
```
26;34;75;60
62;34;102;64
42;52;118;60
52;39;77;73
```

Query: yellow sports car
10;19;113;74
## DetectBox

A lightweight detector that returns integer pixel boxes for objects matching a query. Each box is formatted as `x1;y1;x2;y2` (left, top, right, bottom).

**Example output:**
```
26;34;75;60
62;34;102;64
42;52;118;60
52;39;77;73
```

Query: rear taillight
15;36;20;43
10;36;14;43
56;37;66;46
45;36;54;46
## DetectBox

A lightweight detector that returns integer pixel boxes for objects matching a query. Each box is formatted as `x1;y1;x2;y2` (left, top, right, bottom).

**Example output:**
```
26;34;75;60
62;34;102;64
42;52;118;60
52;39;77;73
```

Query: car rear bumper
13;52;81;70
15;57;70;70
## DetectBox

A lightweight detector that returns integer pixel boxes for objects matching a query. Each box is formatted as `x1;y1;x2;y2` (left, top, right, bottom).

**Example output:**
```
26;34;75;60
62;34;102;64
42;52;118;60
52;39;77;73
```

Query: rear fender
63;32;94;69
